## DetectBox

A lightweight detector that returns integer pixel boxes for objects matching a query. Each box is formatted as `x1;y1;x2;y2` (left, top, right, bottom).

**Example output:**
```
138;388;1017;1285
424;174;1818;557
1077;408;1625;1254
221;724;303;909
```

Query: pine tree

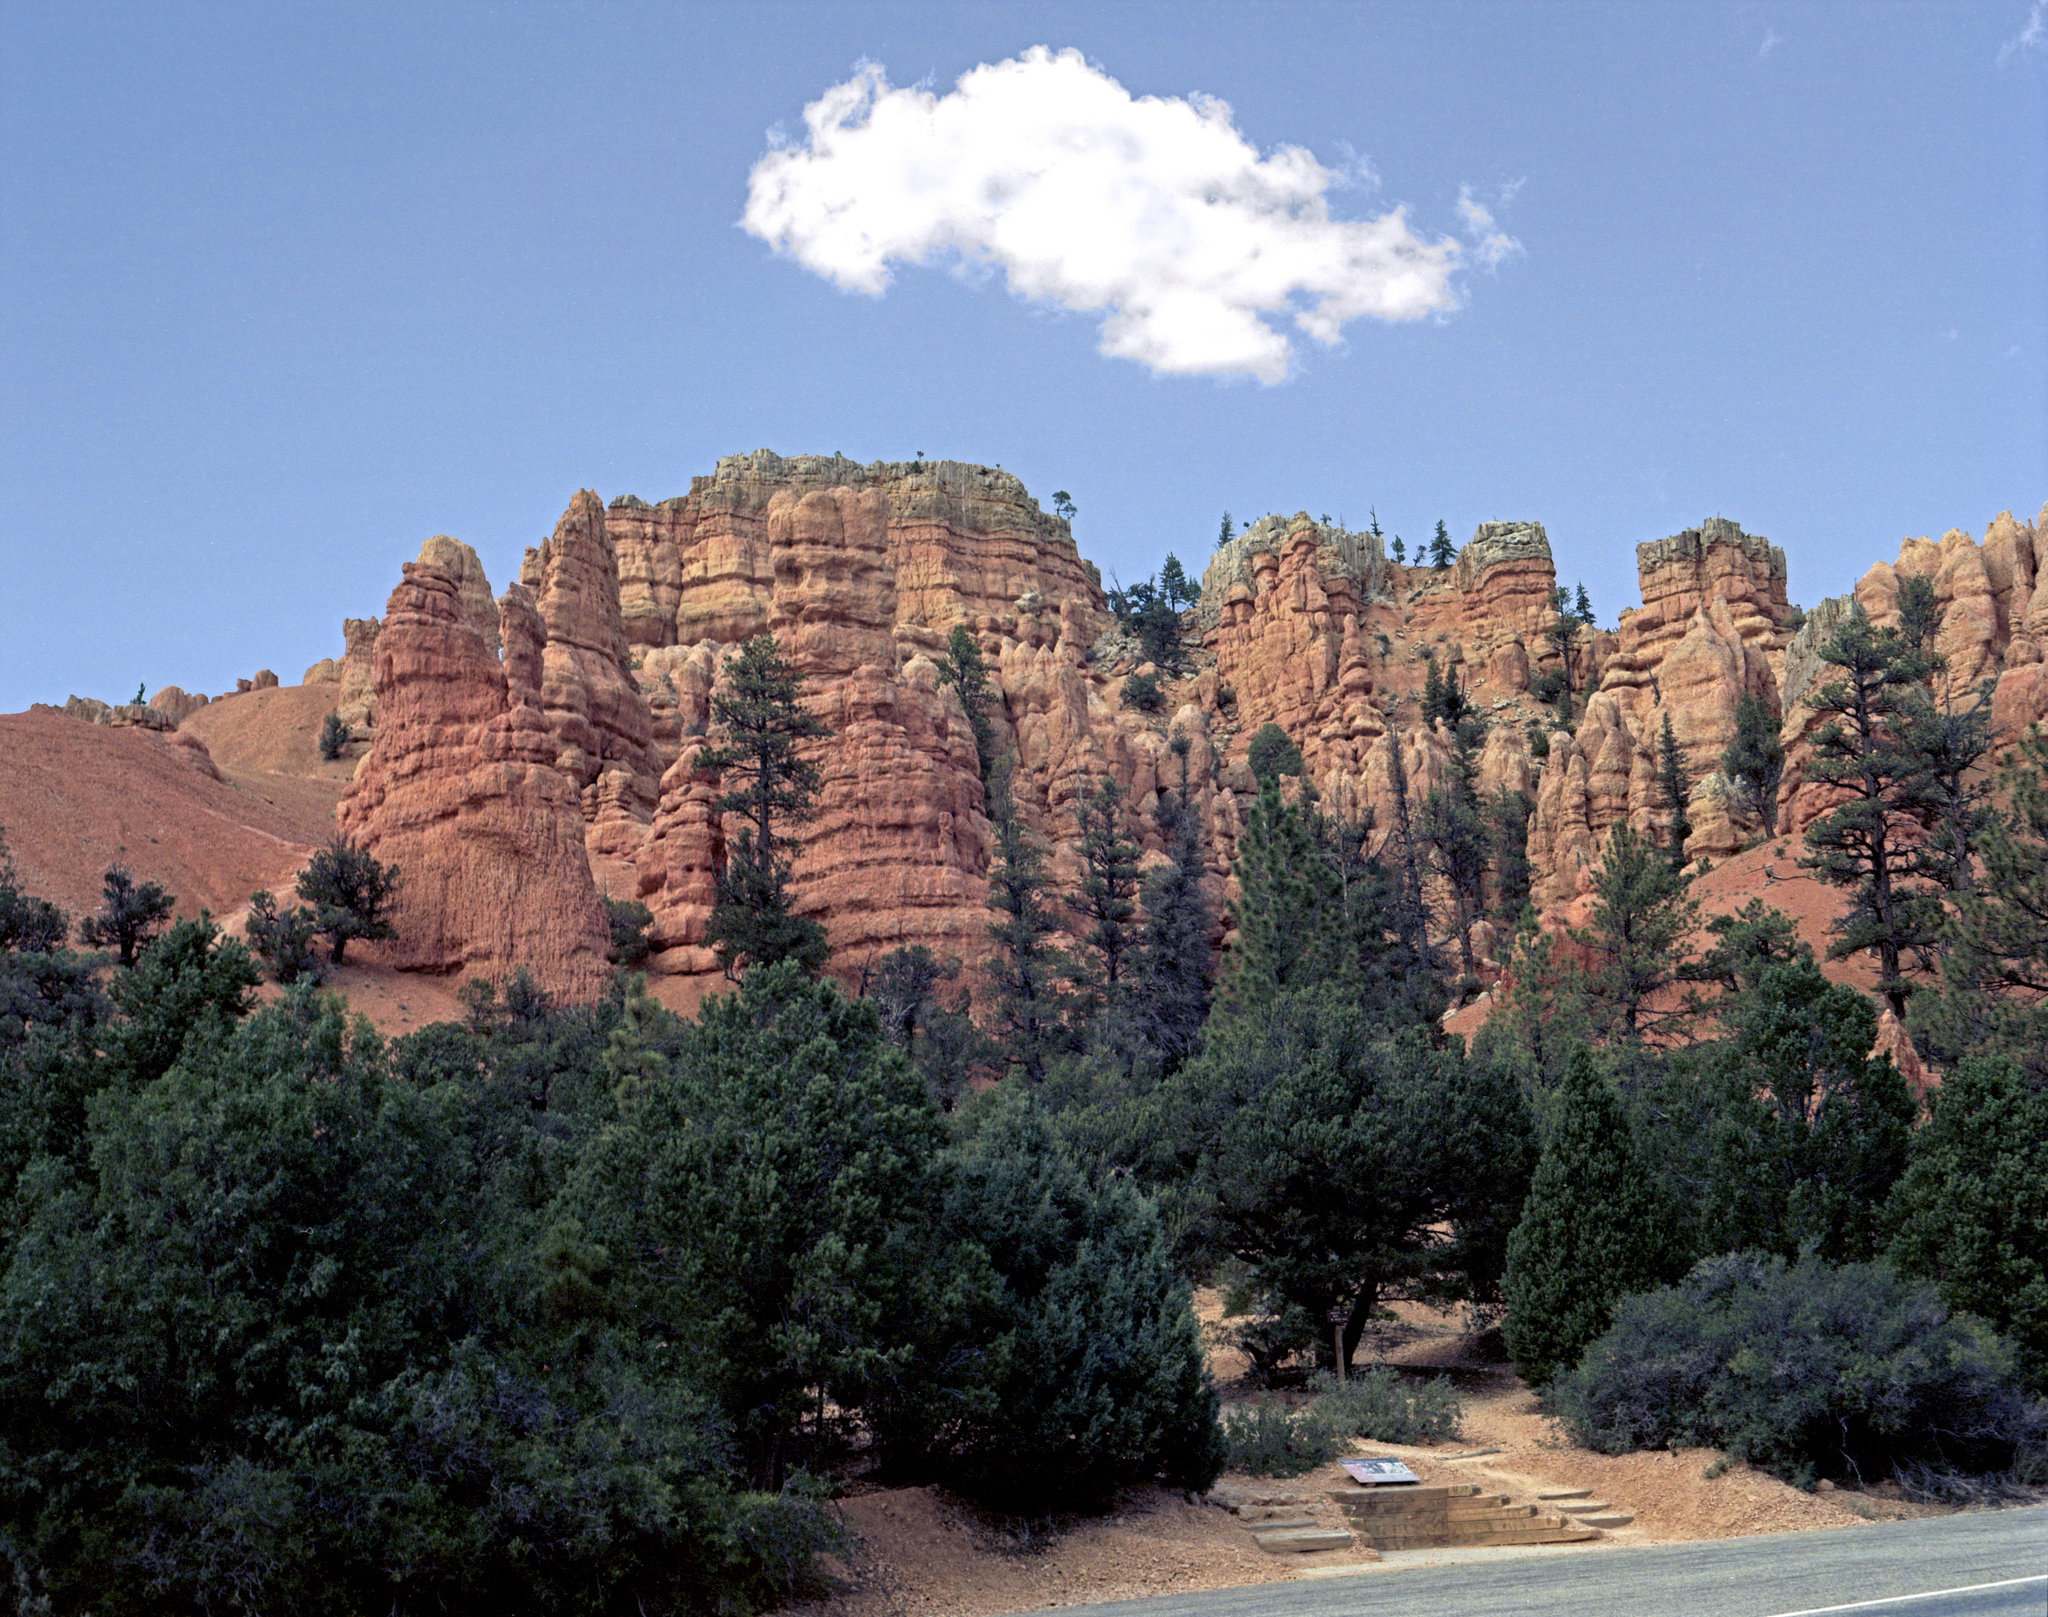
1721;690;1785;835
1416;706;1490;982
1572;821;1699;1038
76;864;175;968
983;759;1068;1082
1159;553;1198;612
1131;736;1215;1070
295;838;400;966
1218;511;1234;547
1223;777;1347;1009
1501;1050;1676;1388
1656;713;1691;862
1075;778;1141;994
1420;654;1447;726
1573;583;1595;625
937;623;996;787
1797;604;1943;1016
1912;725;2048;1084
1380;729;1435;970
1428;519;1455;570
1902;674;1994;897
1488;787;1534;924
1701;958;1915;1263
1884;1055;2048;1392
702;634;831;976
1391;536;1405;565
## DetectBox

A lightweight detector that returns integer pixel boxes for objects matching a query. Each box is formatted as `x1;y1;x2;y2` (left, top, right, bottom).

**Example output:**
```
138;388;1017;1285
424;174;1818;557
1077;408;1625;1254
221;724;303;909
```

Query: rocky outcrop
336;616;381;731
519;494;662;849
62;696;174;731
301;458;2042;1013
623;455;1105;975
419;534;500;657
335;561;611;999
150;686;210;725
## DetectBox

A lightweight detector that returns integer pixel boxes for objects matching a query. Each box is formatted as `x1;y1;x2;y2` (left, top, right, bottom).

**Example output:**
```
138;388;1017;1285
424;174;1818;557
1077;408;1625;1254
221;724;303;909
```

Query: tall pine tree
703;634;830;976
1797;604;1942;1016
982;759;1068;1082
1502;1050;1677;1388
1656;713;1691;863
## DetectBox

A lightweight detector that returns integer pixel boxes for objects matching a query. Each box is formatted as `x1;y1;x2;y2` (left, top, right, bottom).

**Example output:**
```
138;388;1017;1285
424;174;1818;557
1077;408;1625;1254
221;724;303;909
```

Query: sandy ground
788;1296;1956;1617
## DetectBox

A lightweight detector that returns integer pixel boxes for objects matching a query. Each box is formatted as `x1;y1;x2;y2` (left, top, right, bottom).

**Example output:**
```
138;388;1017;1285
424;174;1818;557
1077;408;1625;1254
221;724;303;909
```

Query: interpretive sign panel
1339;1456;1420;1487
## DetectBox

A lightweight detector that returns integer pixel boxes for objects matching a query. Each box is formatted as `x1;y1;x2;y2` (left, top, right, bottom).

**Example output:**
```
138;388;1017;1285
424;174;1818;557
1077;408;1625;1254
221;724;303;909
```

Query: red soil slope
0;708;326;926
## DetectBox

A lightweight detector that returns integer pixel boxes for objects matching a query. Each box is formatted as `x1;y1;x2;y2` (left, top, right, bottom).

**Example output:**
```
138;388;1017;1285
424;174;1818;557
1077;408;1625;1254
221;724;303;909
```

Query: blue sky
3;1;2044;714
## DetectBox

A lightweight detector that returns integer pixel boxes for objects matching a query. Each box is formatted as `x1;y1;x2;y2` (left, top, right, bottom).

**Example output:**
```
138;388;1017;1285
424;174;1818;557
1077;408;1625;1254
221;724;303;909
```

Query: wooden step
1556;1500;1612;1515
1445;1447;1503;1461
1573;1512;1633;1529
1536;1489;1591;1501
1244;1517;1319;1533
1253;1528;1354;1555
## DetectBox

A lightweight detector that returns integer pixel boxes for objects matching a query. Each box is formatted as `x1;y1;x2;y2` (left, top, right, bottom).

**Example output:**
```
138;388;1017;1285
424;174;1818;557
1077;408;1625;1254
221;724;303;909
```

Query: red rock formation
335;561;611;999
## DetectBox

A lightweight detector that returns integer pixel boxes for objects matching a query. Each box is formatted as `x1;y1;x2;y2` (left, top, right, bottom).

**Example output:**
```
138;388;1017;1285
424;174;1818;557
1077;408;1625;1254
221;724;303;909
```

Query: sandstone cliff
335;560;612;999
311;455;2042;1006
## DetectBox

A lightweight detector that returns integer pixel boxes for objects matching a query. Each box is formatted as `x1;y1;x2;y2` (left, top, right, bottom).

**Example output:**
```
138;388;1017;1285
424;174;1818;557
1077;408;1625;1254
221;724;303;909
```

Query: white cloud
1759;27;1783;58
740;48;1473;383
1999;0;2046;63
1455;185;1524;271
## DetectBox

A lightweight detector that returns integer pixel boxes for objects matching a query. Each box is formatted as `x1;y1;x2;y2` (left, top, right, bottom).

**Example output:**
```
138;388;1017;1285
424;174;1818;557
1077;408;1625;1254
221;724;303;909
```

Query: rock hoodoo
298;460;2040;1004
335;560;612;999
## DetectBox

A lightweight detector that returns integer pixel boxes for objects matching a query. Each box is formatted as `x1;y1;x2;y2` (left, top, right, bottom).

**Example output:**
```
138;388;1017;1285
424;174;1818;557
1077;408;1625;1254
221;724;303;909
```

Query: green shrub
1218;1401;1343;1477
1122;670;1165;712
880;1085;1223;1512
604;895;655;966
318;711;352;761
1245;722;1303;783
1552;1251;2044;1487
296;837;400;964
1308;1368;1463;1446
244;889;321;982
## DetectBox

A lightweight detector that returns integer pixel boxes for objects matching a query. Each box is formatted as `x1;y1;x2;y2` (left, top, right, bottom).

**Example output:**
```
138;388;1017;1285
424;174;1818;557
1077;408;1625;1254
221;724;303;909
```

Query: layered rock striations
335;561;612;999
313;458;2043;1004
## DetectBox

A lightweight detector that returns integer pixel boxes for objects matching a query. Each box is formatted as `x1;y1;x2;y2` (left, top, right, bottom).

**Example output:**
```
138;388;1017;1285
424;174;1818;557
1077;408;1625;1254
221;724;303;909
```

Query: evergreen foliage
1245;722;1303;783
1656;713;1691;861
1797;603;1943;1015
936;624;996;787
295;837;399;966
1158;552;1199;611
1699;958;1915;1264
1913;725;2048;1083
1502;1051;1678;1388
702;634;830;976
317;710;351;760
892;1087;1222;1511
1885;1056;2048;1392
1075;778;1141;994
604;895;655;966
1572;822;1699;1038
245;889;322;982
1127;736;1215;1070
982;760;1069;1083
1722;690;1785;835
1552;1252;2041;1487
1573;583;1595;624
1171;993;1534;1372
76;863;174;967
1487;788;1534;925
1427;519;1455;570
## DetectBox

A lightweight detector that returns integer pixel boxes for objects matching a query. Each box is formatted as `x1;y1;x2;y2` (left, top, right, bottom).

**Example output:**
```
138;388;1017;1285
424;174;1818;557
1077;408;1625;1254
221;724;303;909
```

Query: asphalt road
1057;1506;2048;1617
